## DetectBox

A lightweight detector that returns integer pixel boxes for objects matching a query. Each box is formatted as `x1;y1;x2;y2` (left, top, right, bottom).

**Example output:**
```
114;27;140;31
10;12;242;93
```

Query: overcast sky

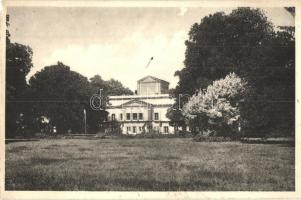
7;7;294;91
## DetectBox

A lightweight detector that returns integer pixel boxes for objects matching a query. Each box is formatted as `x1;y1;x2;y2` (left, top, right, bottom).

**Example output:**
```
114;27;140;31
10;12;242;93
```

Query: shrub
183;73;247;138
193;133;232;142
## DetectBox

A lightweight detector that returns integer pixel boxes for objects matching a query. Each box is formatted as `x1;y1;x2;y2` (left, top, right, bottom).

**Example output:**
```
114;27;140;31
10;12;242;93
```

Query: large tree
173;7;295;136
28;62;107;134
6;15;34;138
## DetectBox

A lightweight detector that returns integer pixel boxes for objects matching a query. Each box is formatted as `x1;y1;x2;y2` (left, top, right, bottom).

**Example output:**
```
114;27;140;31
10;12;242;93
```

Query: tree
89;75;133;133
175;8;273;96
183;73;247;138
90;75;133;96
29;62;105;134
6;14;34;138
173;7;295;136
166;107;186;132
105;79;133;96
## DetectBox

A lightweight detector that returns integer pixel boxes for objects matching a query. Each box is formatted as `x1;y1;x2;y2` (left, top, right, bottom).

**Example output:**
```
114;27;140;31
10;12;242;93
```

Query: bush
183;73;246;138
193;133;232;142
240;137;294;145
118;131;193;139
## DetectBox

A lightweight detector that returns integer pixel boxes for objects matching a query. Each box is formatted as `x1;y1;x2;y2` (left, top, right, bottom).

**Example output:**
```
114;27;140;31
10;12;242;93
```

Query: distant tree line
5;16;133;138
168;7;295;138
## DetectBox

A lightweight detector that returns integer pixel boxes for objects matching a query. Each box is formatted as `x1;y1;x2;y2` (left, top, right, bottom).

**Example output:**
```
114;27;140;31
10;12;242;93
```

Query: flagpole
84;109;86;134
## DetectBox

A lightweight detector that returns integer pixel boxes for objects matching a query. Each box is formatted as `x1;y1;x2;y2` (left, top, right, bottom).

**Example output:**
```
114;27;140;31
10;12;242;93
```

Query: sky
7;7;294;91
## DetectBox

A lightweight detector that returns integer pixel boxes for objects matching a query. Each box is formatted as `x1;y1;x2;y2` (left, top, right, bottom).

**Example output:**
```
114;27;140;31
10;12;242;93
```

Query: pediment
141;77;156;82
138;75;169;84
120;99;152;107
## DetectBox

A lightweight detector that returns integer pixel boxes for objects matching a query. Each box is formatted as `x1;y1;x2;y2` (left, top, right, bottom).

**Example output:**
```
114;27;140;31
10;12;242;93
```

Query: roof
107;94;175;107
137;75;169;84
119;99;151;107
109;94;170;99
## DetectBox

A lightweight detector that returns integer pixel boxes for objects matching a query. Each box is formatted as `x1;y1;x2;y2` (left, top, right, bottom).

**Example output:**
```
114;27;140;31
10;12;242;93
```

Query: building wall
106;76;173;134
138;82;160;95
107;104;174;134
152;107;170;121
137;76;169;95
151;121;174;134
121;121;174;135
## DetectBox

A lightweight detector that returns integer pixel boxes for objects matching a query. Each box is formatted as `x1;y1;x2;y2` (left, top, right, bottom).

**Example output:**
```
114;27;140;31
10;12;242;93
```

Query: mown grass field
5;138;294;191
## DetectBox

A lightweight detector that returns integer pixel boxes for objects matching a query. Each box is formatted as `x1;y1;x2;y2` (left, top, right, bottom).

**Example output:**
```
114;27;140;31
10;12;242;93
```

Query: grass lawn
5;138;294;191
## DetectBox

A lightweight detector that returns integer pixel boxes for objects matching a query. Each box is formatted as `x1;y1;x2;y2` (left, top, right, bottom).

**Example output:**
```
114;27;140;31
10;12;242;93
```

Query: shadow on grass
6;166;290;191
139;155;179;161
5;139;40;144
30;157;67;165
7;146;29;153
78;148;93;152
5;169;222;191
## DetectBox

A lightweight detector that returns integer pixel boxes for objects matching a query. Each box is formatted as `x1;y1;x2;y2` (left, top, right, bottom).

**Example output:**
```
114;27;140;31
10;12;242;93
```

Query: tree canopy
28;62;94;134
90;75;133;96
26;65;133;135
6;13;134;137
6;15;34;137
172;7;295;136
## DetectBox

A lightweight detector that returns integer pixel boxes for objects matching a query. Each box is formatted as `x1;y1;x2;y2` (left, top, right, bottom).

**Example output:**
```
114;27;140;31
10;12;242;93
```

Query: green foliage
6;43;33;95
6;18;34;137
90;75;133;96
28;62;107;134
89;75;133;133
166;107;186;128
5;15;130;137
183;73;246;138
174;7;295;136
175;7;273;97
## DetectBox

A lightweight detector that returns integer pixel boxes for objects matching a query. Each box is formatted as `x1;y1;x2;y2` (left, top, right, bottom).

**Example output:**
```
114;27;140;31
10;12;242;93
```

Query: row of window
111;113;159;121
126;126;143;133
126;126;169;133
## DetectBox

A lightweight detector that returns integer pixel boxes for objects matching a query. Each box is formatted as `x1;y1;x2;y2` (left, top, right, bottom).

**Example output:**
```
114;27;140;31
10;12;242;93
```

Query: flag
145;57;154;68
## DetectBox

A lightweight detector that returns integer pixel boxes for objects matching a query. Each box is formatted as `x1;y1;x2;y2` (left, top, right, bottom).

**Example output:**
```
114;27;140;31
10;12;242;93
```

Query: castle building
106;76;175;134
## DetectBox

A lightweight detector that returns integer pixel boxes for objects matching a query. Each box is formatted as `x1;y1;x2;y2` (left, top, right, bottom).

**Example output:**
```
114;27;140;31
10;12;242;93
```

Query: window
126;113;131;120
154;113;159;120
139;113;143;120
164;126;169;133
127;127;131;132
139;127;142;132
120;113;123;120
133;113;138;120
133;126;136;133
111;114;115;121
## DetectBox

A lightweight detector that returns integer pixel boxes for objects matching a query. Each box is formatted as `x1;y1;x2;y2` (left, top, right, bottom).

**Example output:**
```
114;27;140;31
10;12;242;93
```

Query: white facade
106;76;175;134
